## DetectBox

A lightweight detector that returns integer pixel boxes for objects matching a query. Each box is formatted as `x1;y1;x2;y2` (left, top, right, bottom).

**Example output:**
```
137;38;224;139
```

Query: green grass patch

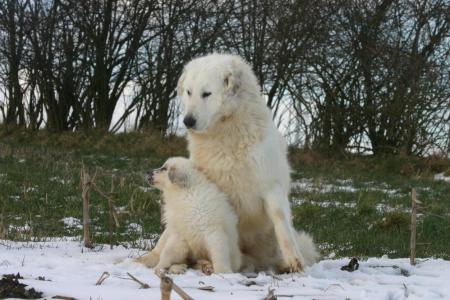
1;129;449;259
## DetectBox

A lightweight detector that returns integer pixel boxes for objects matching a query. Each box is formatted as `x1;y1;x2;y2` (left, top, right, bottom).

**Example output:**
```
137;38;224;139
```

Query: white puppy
138;157;241;273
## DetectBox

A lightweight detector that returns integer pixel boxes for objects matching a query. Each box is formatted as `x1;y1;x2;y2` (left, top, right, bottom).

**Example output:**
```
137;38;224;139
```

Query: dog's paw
279;255;305;273
193;259;214;275
167;264;188;274
135;252;159;268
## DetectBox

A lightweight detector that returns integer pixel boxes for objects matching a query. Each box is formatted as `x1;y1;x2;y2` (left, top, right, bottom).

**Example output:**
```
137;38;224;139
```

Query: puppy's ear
224;60;242;96
168;166;189;188
177;69;186;97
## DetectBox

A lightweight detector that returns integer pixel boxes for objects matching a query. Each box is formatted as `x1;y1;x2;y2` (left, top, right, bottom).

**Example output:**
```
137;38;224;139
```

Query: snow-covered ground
1;239;449;299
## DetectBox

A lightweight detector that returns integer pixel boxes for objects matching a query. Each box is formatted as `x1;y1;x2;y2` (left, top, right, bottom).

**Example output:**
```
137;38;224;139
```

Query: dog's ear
168;166;189;188
224;60;242;96
177;68;186;97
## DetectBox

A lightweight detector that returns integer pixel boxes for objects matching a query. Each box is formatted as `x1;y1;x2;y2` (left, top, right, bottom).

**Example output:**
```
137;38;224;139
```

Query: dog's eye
187;90;191;96
202;92;211;98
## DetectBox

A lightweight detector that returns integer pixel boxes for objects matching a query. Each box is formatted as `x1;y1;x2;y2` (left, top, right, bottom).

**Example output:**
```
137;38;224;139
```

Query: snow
291;179;358;193
1;239;449;299
434;172;450;183
291;179;402;196
138;186;155;193
7;224;31;233
50;177;72;185
61;217;83;229
292;198;357;208
375;203;410;214
127;223;143;233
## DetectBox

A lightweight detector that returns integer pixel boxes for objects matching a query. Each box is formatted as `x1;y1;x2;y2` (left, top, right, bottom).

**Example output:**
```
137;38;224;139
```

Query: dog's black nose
183;115;196;129
146;170;154;185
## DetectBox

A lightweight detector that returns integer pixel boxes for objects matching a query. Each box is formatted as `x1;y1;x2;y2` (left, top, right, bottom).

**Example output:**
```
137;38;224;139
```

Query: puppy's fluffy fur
138;157;241;273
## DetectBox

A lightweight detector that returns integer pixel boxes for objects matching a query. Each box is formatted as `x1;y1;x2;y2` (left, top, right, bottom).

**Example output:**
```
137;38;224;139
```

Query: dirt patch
0;273;43;299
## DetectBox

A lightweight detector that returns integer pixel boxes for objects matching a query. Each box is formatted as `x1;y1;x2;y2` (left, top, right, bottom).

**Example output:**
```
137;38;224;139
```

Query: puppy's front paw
167;264;188;274
135;251;159;268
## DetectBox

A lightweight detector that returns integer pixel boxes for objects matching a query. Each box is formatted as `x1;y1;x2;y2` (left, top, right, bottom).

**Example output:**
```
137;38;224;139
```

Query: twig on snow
95;271;110;286
126;272;150;289
52;296;78;300
263;287;277;300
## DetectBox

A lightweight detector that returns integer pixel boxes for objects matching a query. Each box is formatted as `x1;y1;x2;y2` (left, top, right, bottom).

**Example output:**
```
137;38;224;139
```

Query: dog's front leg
263;184;305;272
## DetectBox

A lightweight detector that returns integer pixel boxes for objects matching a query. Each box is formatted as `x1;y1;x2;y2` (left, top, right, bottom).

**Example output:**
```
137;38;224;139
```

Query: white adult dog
139;157;241;273
177;53;318;272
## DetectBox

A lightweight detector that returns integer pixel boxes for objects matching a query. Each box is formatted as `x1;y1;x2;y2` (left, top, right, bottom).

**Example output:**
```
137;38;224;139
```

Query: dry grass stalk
126;272;150;289
91;181;120;227
88;176;120;249
95;271;110;286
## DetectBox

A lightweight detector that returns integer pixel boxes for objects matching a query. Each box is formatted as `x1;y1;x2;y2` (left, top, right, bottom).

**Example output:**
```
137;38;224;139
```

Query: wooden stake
160;274;173;300
410;188;417;266
81;166;92;248
155;269;193;300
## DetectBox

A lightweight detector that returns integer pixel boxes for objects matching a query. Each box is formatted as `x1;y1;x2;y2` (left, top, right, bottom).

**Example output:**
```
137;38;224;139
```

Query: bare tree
64;0;156;130
223;0;329;121
125;0;233;133
0;0;28;127
349;0;450;155
289;0;450;155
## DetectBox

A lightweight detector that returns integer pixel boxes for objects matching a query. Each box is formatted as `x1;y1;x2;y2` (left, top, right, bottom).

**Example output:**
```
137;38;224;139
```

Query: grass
1;128;449;260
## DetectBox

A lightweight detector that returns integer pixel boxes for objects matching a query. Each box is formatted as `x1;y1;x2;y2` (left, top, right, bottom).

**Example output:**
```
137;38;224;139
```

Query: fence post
81;166;92;248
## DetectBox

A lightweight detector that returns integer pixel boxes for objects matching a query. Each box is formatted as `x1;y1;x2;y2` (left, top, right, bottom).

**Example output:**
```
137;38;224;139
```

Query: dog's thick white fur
137;157;241;273
178;53;318;272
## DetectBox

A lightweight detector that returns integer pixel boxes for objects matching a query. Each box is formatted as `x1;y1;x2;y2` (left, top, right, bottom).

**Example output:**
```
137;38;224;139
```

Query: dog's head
177;54;247;133
147;157;194;191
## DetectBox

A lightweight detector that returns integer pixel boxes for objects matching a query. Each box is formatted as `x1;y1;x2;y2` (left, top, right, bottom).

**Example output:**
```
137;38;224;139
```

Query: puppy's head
146;157;193;191
177;54;246;133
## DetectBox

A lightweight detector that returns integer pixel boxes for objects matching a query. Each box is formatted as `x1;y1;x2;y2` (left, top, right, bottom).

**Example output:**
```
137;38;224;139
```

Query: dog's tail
297;231;320;267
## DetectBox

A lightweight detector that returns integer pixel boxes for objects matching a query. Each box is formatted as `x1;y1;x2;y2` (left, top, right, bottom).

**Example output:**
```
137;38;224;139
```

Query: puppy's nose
146;170;154;185
183;115;196;129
